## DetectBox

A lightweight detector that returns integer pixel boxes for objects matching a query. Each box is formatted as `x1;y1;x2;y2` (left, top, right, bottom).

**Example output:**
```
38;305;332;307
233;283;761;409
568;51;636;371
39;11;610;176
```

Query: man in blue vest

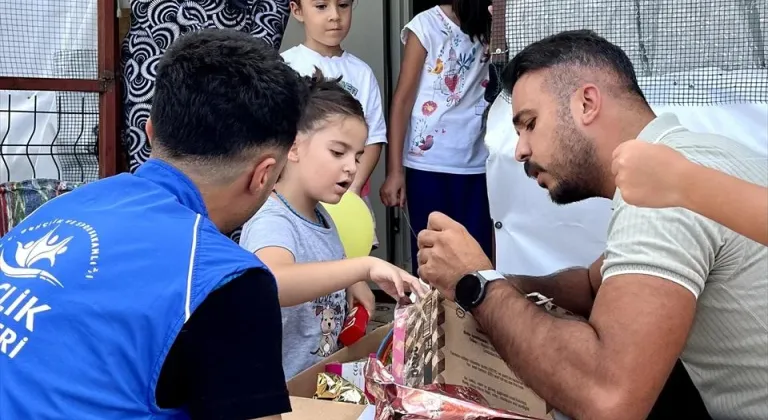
0;29;306;419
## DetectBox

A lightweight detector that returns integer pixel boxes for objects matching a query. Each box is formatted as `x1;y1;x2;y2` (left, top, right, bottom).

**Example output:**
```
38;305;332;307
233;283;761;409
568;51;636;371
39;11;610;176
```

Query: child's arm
380;31;427;207
257;247;424;307
257;247;371;306
613;140;768;246
677;165;768;246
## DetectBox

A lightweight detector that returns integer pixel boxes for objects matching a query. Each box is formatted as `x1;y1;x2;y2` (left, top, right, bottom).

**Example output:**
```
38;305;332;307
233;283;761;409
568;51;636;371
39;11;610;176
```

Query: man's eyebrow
512;109;533;127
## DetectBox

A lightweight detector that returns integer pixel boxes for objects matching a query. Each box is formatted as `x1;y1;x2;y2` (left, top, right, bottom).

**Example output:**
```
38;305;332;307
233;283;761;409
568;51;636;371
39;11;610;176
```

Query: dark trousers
405;168;493;275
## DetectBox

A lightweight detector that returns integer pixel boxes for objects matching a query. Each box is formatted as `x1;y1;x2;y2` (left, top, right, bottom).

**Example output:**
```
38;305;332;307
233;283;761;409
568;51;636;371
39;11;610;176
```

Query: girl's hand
380;171;406;208
346;281;375;317
612;140;694;209
364;257;427;301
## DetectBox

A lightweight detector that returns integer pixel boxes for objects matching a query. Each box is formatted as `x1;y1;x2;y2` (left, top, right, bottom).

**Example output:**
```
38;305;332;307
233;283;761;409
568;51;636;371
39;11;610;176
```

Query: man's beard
546;122;603;205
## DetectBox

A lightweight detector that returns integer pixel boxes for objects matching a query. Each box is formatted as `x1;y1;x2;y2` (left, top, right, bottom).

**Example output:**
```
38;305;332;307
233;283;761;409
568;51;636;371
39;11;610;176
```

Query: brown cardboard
287;324;392;398
285;324;391;419
435;299;556;419
285;397;367;419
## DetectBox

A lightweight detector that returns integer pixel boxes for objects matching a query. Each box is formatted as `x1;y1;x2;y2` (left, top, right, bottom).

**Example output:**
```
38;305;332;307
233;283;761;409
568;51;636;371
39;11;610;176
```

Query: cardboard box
285;324;391;419
286;293;561;419
436;299;556;419
395;291;557;420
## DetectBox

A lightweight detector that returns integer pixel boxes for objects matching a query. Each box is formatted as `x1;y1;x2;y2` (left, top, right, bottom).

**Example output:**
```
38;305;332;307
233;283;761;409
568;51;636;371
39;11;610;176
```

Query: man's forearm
472;281;609;420
509;267;595;317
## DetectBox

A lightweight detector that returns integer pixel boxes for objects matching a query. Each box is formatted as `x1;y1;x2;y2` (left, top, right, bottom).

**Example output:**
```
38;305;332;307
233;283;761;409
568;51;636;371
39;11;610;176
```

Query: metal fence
0;0;121;183
489;0;768;106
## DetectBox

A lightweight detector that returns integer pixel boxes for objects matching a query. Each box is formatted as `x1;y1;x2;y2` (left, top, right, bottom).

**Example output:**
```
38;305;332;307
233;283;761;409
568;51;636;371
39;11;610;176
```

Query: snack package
325;356;374;402
392;289;573;419
365;357;543;420
314;372;370;405
391;290;439;387
339;304;370;347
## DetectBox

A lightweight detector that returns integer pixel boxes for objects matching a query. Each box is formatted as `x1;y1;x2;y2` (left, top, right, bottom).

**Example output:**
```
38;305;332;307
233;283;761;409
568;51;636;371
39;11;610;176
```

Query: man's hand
612;140;694;209
416;212;493;300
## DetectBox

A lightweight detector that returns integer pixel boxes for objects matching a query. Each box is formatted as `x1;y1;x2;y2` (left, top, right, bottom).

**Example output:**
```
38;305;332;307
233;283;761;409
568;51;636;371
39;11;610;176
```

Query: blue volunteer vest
0;159;271;419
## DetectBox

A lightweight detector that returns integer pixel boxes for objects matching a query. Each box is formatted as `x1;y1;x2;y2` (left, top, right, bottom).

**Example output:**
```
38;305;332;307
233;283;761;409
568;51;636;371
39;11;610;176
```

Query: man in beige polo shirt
416;30;767;420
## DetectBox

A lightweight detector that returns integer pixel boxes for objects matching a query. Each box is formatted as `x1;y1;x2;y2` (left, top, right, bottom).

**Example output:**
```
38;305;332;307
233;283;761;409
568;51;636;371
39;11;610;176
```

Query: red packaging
339;304;370;347
364;357;544;420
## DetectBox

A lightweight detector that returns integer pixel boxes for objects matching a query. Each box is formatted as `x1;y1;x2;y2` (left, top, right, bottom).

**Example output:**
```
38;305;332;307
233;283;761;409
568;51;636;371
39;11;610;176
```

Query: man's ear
145;118;155;148
290;1;304;22
248;155;280;194
576;83;602;126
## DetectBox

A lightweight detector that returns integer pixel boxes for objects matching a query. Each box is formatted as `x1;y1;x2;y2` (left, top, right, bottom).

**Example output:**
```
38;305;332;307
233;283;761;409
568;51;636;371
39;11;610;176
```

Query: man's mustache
524;161;546;178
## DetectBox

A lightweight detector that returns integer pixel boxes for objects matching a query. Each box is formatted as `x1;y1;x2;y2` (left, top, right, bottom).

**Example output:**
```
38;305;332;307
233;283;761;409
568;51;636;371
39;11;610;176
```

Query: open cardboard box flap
285;324;392;419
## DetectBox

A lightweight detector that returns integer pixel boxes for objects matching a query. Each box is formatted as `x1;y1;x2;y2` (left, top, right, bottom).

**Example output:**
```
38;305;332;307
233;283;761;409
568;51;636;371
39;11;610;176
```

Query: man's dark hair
150;28;307;163
501;30;647;104
297;67;366;133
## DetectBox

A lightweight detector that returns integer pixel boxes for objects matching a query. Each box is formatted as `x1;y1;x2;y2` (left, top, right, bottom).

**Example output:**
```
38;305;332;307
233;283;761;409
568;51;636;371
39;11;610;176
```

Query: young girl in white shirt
282;0;387;251
239;71;424;379
381;0;493;274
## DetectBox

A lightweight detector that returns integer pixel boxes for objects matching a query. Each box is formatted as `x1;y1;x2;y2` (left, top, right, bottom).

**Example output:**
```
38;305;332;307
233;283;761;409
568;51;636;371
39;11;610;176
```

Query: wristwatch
455;269;504;312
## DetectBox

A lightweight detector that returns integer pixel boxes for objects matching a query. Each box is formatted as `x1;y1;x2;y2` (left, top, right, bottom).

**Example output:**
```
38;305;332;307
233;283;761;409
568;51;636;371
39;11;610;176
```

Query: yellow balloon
321;192;374;259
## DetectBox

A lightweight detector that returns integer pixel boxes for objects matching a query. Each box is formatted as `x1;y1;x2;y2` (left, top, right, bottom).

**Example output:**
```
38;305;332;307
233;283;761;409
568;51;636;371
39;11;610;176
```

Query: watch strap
477;269;504;282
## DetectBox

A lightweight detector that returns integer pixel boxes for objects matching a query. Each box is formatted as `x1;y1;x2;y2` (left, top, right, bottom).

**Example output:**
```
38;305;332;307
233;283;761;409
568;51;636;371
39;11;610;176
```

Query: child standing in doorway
282;0;387;254
381;0;493;274
239;72;424;379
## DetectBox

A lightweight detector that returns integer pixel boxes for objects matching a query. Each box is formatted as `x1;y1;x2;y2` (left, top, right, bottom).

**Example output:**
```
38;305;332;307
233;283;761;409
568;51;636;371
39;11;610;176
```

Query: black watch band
455;270;504;312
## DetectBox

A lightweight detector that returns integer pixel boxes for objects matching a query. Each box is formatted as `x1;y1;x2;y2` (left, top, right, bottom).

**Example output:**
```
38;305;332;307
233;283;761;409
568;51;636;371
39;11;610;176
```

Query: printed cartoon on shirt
408;10;487;157
310;292;345;357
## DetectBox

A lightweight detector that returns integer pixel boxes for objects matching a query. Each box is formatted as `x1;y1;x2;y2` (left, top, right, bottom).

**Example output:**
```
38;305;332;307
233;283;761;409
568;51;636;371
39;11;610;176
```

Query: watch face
456;274;482;307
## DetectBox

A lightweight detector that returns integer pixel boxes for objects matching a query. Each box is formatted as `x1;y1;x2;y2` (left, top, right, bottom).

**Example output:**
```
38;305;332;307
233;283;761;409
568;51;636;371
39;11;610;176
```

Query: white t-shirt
281;44;387;146
400;6;490;175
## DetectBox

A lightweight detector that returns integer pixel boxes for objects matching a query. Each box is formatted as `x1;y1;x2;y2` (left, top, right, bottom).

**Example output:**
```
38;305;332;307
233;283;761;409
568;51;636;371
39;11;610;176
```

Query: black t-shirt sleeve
156;268;290;419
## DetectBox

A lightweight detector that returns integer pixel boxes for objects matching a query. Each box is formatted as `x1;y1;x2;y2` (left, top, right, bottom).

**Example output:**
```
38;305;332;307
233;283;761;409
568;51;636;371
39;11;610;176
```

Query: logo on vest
0;218;100;360
0;228;72;287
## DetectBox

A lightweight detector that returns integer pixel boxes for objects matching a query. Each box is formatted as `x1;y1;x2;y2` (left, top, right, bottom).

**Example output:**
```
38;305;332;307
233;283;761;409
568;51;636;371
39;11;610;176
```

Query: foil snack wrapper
365;357;545;420
314;372;370;405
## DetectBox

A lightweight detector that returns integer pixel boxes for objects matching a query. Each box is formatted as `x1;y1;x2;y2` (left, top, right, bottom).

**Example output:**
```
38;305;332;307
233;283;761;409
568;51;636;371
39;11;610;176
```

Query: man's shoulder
662;130;767;184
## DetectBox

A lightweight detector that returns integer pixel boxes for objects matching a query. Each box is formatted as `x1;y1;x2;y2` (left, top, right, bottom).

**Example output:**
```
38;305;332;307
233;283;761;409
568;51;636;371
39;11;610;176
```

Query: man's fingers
417;229;439;250
425;211;456;231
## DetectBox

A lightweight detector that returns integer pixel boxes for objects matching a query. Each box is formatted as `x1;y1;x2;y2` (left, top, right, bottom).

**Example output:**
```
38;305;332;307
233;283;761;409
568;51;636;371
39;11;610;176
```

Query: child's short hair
298;67;366;133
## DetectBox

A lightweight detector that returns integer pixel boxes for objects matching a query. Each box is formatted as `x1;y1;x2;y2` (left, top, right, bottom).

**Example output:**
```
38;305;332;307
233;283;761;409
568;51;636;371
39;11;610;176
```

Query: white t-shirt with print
401;6;490;175
281;44;387;146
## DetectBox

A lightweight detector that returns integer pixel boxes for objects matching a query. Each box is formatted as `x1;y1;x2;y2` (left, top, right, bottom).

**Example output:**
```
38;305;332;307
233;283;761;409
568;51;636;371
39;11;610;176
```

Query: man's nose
515;137;531;163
